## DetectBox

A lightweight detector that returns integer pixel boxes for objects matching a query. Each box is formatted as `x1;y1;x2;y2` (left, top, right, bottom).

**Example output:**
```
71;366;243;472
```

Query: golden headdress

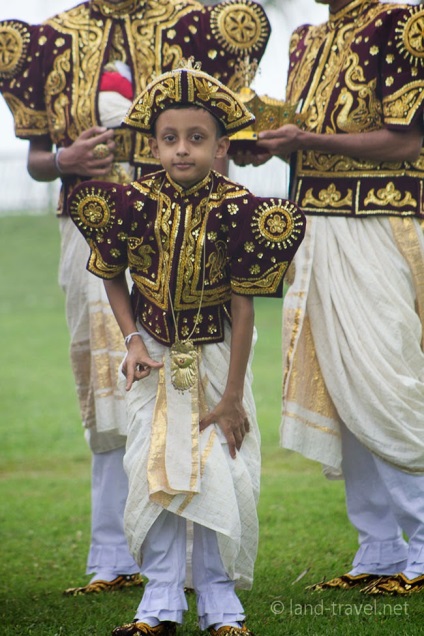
123;59;255;135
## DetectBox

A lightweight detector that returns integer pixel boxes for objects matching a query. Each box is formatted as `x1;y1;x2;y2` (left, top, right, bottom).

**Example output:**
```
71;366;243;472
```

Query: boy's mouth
173;162;193;168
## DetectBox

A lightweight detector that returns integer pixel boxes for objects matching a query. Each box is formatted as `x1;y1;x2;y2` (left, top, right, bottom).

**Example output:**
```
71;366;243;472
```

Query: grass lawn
0;215;422;635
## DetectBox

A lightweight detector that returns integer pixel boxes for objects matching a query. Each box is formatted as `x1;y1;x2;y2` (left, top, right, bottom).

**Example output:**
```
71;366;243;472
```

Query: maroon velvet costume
286;0;424;218
69;170;305;346
0;0;271;213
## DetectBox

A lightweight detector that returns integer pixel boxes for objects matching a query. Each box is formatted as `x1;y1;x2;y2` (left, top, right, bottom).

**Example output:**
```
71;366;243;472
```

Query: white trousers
135;510;245;630
87;447;139;577
342;425;424;577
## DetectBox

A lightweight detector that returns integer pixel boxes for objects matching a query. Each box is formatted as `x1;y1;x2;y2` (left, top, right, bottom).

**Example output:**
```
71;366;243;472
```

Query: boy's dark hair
151;103;227;138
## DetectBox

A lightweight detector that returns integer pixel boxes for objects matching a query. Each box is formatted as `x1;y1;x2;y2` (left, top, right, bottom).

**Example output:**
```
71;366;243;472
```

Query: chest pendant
170;340;198;392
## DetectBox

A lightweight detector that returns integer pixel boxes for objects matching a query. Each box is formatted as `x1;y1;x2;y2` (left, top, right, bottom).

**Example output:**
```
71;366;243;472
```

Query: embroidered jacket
286;0;424;218
69;170;305;346
0;0;270;213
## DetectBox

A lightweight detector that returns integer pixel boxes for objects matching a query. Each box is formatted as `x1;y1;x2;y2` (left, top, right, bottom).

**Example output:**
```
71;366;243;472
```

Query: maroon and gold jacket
0;0;270;213
69;170;305;346
286;0;424;218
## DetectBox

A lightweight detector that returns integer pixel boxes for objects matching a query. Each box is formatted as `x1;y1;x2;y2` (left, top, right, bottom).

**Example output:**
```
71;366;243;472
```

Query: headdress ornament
228;57;309;153
123;58;255;135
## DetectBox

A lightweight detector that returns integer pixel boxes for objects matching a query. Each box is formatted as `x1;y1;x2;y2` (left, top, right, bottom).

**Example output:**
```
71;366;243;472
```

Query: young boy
69;64;306;636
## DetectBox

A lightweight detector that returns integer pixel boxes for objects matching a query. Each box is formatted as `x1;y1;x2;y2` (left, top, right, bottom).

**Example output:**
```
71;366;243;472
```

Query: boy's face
149;107;230;189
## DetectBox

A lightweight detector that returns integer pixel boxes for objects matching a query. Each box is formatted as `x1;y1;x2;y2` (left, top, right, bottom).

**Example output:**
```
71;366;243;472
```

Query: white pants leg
135;510;188;624
193;523;245;631
134;510;245;629
373;454;424;577
341;425;408;575
87;447;139;578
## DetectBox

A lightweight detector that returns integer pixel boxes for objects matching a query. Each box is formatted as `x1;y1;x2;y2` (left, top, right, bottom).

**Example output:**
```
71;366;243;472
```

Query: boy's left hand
199;395;250;459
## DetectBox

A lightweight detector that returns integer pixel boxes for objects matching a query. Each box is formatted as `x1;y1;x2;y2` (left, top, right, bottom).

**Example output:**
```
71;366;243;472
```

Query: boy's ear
215;136;230;159
149;137;160;159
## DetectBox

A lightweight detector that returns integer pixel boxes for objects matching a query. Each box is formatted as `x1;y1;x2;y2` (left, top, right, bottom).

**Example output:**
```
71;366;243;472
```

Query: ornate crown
123;57;255;135
229;57;308;151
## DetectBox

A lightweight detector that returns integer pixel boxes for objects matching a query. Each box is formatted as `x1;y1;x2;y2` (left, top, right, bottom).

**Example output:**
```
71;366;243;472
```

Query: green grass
0;215;422;635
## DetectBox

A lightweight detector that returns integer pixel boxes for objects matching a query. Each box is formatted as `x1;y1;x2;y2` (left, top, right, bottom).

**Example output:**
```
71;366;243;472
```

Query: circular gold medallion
395;7;424;67
258;206;294;243
210;1;269;55
251;200;303;249
0;22;30;79
77;194;112;230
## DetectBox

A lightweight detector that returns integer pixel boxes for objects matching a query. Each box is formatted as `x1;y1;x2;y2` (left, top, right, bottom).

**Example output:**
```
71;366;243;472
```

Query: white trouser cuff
136;586;188;624
196;586;245;630
352;538;408;575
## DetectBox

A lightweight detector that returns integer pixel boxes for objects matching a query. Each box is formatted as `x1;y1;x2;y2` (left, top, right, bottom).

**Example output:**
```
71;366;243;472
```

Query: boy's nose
176;140;189;155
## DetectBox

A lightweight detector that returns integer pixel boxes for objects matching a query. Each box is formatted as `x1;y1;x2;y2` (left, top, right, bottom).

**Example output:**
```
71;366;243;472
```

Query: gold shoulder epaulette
395;6;424;68
0;20;31;79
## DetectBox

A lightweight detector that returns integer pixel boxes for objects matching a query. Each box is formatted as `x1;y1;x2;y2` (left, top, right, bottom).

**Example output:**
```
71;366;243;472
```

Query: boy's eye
192;133;203;141
163;134;176;143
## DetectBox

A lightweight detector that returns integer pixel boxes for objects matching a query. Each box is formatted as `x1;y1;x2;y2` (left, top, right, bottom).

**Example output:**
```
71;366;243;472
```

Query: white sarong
122;325;260;589
281;215;424;476
57;88;134;452
58;217;129;452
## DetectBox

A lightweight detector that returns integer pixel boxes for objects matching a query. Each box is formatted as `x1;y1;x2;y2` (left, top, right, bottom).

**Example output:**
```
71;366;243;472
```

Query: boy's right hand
122;338;163;391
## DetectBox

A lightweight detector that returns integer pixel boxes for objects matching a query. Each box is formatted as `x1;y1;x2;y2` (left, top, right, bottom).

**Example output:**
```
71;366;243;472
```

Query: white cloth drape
58;217;129;451
122;325;260;589
281;215;424;476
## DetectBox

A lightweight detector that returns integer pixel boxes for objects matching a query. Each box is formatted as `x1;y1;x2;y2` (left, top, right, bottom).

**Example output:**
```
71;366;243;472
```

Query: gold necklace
162;175;214;393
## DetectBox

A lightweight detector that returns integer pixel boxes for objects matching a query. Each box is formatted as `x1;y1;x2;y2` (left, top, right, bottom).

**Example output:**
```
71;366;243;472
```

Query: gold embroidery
70;186;116;234
45;50;71;139
207;240;227;283
109;23;127;64
395;6;424;68
127;237;155;272
384;85;424;125
126;68;252;133
46;6;107;139
87;243;126;279
1;92;48;136
0;21;30;79
332;52;382;133
301;184;353;209
91;0;142;18
251;200;303;249
210;0;269;55
232;264;288;295
364;182;417;208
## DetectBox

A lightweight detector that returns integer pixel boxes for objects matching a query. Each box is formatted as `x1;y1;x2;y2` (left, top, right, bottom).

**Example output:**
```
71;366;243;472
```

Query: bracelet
125;331;142;347
54;147;64;174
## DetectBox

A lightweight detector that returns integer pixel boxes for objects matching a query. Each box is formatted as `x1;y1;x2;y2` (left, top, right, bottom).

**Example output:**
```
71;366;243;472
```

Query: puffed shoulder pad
70;185;118;238
209;0;270;55
0;20;31;79
395;6;424;68
251;199;305;250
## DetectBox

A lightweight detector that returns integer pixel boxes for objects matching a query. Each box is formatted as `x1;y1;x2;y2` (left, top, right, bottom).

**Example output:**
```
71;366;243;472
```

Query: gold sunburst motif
395;7;424;67
70;187;116;235
210;0;269;54
0;21;31;79
251;200;303;249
